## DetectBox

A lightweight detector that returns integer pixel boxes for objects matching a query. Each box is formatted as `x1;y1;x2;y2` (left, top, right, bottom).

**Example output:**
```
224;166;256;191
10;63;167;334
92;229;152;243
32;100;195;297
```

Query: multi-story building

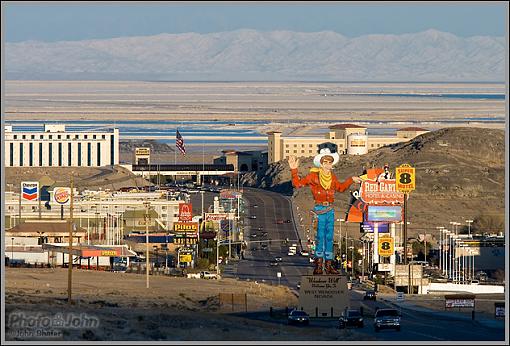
4;124;119;167
268;124;429;163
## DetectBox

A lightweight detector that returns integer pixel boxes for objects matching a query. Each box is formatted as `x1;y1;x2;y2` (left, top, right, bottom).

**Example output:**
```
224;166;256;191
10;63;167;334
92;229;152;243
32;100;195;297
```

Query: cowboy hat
313;147;340;167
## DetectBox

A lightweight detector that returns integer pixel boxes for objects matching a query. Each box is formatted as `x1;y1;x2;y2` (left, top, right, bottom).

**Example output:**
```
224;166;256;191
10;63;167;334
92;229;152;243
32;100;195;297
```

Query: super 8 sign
378;236;394;257
396;164;415;193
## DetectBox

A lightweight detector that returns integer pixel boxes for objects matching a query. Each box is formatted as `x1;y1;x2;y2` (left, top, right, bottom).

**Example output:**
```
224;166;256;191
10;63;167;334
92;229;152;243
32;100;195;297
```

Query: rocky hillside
242;127;506;237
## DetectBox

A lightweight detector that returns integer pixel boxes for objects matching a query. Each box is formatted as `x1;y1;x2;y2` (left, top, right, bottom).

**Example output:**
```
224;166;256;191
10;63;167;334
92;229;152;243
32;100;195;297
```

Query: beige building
213;150;268;173
268;124;428;163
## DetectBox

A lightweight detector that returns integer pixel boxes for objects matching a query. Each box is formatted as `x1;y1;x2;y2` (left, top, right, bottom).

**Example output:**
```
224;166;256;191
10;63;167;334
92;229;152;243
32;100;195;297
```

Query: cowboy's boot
313;258;323;275
325;260;339;275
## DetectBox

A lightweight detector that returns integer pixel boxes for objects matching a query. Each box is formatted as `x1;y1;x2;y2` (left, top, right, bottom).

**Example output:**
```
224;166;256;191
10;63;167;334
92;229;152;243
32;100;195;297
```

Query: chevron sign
21;181;39;201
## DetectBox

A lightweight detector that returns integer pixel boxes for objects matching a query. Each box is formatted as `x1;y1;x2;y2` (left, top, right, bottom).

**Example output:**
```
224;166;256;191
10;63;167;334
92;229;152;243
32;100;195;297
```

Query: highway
220;187;505;341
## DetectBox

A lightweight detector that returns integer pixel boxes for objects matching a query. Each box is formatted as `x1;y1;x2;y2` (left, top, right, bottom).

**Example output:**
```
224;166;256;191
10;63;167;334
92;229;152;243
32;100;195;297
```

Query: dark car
338;309;364;329
269;260;279;267
374;308;401;332
285;219;292;223
363;290;376;301
287;310;310;326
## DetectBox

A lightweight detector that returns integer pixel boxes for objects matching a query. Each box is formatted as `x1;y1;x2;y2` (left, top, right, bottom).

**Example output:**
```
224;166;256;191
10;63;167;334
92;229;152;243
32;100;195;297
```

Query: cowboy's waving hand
288;155;299;170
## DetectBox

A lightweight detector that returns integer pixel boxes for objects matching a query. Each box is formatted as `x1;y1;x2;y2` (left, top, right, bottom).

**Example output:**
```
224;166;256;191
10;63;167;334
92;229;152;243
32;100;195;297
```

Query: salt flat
5;81;505;132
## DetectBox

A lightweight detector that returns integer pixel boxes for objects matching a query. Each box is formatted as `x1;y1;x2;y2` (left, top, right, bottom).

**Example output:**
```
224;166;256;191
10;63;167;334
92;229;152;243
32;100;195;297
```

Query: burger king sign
53;187;71;205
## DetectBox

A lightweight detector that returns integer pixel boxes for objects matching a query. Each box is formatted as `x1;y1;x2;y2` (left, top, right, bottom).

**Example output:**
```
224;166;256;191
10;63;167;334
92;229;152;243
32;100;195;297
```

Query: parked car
285;219;292;223
296;281;301;290
363;290;376;301
338;309;364;329
249;215;257;219
300;250;309;256
276;220;284;224
374;308;401;332
287;310;310;326
274;256;283;262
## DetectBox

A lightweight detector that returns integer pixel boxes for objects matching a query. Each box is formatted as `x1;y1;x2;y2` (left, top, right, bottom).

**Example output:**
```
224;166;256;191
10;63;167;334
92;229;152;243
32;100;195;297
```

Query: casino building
4;124;119;167
268;124;428;164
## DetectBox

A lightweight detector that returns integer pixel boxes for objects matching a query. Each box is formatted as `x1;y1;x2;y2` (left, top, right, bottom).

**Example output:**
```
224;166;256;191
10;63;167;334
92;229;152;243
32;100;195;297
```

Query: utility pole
466;219;473;237
404;193;411;294
67;174;74;304
144;200;150;289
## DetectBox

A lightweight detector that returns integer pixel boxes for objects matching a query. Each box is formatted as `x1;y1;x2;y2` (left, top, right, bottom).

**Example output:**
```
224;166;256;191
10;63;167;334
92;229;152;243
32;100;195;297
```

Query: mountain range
5;29;505;81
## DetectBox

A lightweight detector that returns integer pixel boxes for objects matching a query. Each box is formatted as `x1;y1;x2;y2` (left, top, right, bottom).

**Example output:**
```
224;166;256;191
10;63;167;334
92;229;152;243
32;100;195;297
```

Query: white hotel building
4;124;119;167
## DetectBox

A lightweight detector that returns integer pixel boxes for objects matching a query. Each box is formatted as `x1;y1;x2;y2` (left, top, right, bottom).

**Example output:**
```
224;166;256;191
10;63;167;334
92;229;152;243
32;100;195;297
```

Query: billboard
204;213;228;221
366;206;402;222
21;181;39;201
178;203;193;221
360;222;389;233
361;179;405;205
173;222;199;233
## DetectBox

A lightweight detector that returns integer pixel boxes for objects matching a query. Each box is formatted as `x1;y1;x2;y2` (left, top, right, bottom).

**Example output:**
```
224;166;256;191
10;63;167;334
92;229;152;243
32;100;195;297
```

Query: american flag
176;129;186;155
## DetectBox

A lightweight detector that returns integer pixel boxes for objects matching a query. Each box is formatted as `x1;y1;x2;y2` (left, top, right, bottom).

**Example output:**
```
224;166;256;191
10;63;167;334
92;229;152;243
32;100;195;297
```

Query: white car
300;251;309;256
287;251;296;256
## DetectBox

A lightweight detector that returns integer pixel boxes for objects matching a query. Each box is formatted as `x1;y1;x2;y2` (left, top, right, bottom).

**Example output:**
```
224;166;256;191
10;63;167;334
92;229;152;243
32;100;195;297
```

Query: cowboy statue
288;143;362;275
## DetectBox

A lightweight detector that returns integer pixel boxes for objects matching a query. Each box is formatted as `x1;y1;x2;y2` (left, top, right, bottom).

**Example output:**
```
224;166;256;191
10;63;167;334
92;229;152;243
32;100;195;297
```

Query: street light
11;237;14;263
465;220;473;237
143;200;151;289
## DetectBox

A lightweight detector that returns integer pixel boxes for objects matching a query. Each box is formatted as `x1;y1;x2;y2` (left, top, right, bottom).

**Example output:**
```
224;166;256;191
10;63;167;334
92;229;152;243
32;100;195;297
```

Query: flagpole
175;128;177;165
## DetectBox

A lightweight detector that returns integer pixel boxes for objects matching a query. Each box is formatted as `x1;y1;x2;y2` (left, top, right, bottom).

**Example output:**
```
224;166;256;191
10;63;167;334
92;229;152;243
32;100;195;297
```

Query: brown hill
243;127;506;239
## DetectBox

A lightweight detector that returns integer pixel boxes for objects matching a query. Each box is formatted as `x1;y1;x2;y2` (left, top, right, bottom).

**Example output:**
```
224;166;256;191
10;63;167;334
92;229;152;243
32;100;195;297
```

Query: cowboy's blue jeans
314;205;335;260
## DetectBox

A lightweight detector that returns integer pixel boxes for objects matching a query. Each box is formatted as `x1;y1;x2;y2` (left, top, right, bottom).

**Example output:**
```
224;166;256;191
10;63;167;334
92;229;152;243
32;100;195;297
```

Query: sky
2;2;508;42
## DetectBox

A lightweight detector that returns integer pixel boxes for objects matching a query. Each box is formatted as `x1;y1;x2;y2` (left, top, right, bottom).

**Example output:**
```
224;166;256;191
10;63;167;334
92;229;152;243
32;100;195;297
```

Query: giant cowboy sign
288;143;362;275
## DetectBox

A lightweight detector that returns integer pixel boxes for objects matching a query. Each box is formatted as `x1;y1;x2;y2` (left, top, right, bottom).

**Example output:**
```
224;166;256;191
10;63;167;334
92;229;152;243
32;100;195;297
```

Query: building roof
6;220;87;236
329;124;367;129
221;150;252;156
397;127;429;132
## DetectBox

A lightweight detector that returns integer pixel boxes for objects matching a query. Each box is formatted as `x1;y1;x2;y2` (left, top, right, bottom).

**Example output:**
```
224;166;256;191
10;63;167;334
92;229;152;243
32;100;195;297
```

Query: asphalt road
224;187;506;342
234;187;311;290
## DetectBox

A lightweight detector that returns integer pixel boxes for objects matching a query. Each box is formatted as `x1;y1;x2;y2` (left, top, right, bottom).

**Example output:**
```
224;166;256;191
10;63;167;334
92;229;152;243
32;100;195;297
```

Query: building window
58;143;63;166
49;135;52;139
102;135;106;139
14;135;17;139
31;135;35;139
57;135;61;139
110;135;115;165
87;142;92;166
9;143;13;166
293;150;297;154
68;143;72;166
48;143;52;166
22;135;26;139
301;150;305;153
78;143;82;166
19;143;24;166
40;135;44;139
371;144;375;148
67;135;70;139
309;150;313;153
93;135;97;139
29;143;33;166
97;143;101;166
309;144;313;147
84;135;88;139
293;144;297;147
39;143;43;166
286;144;289;148
286;150;289;153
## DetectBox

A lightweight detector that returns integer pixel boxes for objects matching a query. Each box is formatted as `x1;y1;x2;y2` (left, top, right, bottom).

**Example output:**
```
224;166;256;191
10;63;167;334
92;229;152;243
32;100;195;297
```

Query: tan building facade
268;124;428;163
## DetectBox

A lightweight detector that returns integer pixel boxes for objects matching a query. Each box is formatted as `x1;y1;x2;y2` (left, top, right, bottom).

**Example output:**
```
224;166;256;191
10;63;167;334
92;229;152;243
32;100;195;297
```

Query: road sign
396;292;405;302
378;236;394;257
277;272;282;278
396;164;416;193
